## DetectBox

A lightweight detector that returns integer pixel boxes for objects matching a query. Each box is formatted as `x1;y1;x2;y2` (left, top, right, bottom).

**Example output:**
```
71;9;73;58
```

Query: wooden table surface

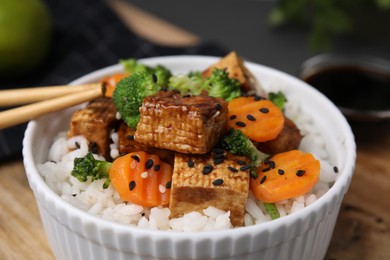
1;1;389;259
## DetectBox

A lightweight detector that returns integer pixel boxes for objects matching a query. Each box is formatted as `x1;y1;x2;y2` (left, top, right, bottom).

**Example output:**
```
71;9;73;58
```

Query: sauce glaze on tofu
135;90;228;154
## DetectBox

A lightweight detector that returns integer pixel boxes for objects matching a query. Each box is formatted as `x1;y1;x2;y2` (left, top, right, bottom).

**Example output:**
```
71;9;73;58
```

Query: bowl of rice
23;55;356;260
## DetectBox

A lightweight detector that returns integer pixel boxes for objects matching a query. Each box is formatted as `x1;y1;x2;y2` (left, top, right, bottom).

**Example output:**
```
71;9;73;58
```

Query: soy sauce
303;66;390;111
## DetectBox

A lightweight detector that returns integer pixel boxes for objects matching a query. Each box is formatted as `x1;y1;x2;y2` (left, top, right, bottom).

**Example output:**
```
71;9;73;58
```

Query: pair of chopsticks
0;83;104;129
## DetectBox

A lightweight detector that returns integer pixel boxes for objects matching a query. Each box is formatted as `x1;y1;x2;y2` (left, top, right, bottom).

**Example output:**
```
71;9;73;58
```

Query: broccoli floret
168;71;203;95
167;68;241;101
202;68;241;101
154;65;172;87
112;71;161;129
120;58;147;74
71;152;112;189
269;91;287;110
223;128;268;178
120;58;172;87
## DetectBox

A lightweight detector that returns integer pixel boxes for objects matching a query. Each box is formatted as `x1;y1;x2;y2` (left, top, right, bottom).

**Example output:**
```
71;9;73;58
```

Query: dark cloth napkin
0;0;228;162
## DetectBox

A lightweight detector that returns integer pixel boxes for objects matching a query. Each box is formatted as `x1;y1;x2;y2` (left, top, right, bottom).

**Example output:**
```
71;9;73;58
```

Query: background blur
128;0;390;74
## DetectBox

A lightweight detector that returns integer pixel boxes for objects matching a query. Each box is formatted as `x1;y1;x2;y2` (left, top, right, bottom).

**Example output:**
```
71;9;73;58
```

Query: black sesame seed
260;175;267;184
127;135;134;140
89;142;99;154
72;194;77;197
152;74;158;83
145;159;154;169
259;107;270;113
215;103;222;110
246;114;256;121
235;121;246;127
214;157;225;165
227;166;238;173
264;157;270;164
166;180;172;189
278;169;285;175
129;180;136;191
188;160;195;168
131;155;140;162
262;167;271;172
75;141;80;149
230;115;237;120
213;153;225;159
154;164;161;171
333;166;339;173
240;165;251;171
212;179;224;186
269;161;276;169
236;160;246;165
202;164;213;175
296;170;305;177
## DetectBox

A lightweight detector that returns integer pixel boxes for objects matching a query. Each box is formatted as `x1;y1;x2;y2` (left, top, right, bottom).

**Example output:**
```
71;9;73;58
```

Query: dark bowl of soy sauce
299;54;390;122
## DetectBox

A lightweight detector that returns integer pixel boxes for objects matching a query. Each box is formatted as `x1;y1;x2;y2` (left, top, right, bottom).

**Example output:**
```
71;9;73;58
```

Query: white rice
37;93;337;232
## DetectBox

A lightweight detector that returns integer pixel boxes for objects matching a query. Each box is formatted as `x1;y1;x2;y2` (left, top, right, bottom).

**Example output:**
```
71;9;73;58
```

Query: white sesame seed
116;112;122;120
159;184;166;193
141;171;148;178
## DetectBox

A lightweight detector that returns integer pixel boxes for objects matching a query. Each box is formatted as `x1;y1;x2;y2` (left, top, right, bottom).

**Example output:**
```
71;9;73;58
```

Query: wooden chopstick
0;87;103;129
0;83;102;106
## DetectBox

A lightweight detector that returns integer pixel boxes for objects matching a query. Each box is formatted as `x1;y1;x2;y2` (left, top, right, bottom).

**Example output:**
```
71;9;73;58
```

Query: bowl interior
23;55;356;238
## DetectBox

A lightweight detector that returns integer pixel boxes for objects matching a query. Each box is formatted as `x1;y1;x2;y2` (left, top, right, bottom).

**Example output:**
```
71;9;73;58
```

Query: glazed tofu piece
202;51;262;95
135;90;228;154
169;151;251;226
68;98;118;159
117;122;174;165
255;117;303;155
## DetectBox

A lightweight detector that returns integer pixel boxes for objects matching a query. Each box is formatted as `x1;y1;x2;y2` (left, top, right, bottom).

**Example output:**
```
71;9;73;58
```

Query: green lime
0;0;51;77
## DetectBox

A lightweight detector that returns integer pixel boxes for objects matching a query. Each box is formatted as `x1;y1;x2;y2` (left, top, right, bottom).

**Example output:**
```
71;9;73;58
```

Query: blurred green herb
268;0;390;51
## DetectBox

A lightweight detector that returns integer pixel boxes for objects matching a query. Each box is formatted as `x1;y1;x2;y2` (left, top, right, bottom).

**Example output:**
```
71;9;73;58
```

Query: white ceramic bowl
23;55;356;260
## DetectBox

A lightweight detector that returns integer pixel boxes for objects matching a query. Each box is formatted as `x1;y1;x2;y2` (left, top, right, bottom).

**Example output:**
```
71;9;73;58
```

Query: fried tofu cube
117;121;174;165
68;98;118;159
135;91;228;154
202;51;262;95
169;151;250;226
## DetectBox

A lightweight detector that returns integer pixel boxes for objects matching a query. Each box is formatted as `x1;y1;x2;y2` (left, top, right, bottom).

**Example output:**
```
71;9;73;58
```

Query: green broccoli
202;68;241;101
112;71;161;129
223;128;268;178
71;152;112;189
168;71;204;95
167;68;241;101
120;58;172;87
269;91;287;110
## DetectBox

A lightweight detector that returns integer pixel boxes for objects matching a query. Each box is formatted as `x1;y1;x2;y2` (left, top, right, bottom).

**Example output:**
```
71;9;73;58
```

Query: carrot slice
100;73;129;97
250;150;320;203
109;151;172;207
227;96;285;142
